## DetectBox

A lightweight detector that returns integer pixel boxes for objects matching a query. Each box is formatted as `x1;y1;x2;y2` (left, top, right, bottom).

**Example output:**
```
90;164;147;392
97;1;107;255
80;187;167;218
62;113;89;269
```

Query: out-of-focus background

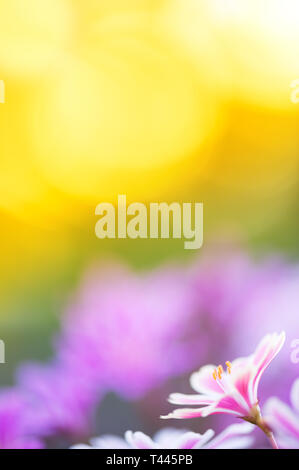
0;0;299;448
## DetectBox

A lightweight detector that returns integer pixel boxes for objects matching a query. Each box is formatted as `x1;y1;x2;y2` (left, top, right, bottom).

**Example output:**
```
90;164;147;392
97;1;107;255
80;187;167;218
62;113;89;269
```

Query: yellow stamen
226;361;232;374
213;362;232;380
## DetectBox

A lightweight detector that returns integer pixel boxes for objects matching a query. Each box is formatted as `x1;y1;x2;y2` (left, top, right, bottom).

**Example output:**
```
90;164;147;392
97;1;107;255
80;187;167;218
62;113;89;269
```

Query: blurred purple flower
264;378;299;448
71;422;254;449
0;389;44;449
191;248;286;330
57;263;208;399
17;362;100;439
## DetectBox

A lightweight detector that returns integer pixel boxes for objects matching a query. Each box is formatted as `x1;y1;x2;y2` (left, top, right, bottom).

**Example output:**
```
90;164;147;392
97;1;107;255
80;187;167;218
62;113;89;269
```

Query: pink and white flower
264;378;299;448
71;422;254;449
161;332;285;445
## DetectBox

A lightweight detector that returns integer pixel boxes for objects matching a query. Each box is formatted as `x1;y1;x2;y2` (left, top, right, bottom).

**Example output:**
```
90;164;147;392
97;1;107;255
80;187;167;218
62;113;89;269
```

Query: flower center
212;361;232;380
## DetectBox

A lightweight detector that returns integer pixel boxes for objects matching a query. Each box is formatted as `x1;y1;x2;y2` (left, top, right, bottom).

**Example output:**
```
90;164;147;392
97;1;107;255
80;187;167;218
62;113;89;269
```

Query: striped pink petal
205;422;254;449
161;406;214;419
168;393;214;406
264;397;299;448
125;431;157;449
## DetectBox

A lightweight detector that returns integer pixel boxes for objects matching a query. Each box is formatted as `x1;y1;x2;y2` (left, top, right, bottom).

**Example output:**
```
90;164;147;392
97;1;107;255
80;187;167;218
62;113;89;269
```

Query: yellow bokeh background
1;0;299;318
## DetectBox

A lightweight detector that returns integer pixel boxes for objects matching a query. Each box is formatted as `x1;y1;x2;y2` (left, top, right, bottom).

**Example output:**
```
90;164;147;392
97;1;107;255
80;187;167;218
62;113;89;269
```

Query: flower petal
161;401;244;419
168;393;214;406
153;428;187;448
215;395;249;417
205;422;254;449
90;435;130;449
125;431;157;449
264;397;299;445
251;332;285;400
177;430;214;449
161;406;213;419
230;364;254;410
70;444;94;449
